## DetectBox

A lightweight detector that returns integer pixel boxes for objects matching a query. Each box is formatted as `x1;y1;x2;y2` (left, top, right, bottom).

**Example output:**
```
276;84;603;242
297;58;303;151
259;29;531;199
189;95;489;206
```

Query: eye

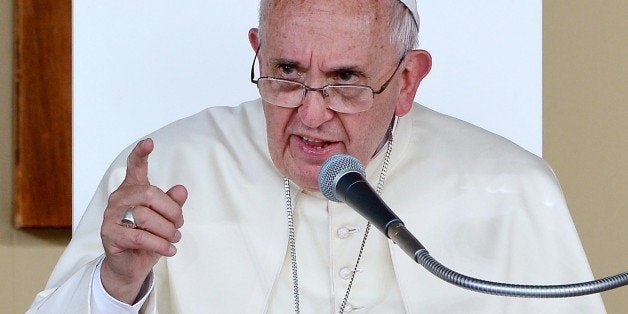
280;65;295;75
334;70;360;84
275;64;300;79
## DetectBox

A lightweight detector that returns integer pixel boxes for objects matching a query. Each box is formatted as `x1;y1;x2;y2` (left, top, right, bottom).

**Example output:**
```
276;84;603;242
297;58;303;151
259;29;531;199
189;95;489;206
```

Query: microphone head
318;154;366;202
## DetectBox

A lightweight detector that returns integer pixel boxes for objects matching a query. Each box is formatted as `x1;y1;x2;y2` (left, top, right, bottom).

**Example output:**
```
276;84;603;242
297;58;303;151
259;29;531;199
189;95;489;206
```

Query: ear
395;49;432;116
248;28;261;52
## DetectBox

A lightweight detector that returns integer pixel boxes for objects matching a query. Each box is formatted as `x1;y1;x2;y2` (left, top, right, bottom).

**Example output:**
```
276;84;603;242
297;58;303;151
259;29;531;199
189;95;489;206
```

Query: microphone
318;154;426;256
318;154;628;298
318;154;402;235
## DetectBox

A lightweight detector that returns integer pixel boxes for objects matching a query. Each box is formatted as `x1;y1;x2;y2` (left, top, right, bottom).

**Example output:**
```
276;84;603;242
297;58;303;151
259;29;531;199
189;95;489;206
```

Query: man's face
250;0;427;190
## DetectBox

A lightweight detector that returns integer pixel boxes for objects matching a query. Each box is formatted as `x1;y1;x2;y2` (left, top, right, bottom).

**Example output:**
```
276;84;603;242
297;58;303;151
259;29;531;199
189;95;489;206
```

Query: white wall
73;1;541;229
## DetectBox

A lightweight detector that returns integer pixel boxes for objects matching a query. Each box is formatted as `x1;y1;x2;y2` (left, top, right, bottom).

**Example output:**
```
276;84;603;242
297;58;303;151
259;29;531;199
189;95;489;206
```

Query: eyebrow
267;57;374;82
269;58;302;70
272;58;370;76
329;65;369;79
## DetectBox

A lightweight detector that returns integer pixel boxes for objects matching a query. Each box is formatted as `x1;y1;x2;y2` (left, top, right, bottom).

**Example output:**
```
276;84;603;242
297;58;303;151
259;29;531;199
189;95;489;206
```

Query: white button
339;267;352;279
339;267;362;280
343;303;364;312
337;226;360;239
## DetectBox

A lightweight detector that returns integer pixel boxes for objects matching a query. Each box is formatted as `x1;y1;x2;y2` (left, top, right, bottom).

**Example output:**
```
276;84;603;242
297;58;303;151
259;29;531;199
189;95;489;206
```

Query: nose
298;89;334;128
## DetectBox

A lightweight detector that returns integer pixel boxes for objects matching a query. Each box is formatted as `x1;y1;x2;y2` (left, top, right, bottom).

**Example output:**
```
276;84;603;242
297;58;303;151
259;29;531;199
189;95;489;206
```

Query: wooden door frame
14;0;72;228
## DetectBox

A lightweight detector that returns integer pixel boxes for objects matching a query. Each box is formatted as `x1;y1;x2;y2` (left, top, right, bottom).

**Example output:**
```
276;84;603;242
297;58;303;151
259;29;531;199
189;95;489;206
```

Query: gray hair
388;0;419;56
258;0;419;57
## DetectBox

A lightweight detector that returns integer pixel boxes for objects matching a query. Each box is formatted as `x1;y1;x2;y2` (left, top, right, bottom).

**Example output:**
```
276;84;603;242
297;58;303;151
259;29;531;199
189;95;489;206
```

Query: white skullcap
398;0;420;29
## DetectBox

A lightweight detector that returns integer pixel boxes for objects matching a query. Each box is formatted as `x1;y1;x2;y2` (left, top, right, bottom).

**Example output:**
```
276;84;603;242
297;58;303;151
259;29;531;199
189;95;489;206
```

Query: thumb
122;138;153;186
166;185;188;207
167;185;188;228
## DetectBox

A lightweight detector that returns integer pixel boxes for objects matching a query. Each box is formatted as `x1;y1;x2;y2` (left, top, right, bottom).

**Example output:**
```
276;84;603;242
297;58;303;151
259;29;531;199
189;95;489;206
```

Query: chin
290;167;321;191
291;174;320;191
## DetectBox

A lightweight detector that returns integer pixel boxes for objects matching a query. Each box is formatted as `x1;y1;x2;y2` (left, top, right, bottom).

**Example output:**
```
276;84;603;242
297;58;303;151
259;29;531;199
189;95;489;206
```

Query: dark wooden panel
14;0;72;228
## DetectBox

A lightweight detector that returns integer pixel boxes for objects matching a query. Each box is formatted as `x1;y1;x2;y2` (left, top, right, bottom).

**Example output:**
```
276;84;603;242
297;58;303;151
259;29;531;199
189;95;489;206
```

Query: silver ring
120;206;137;229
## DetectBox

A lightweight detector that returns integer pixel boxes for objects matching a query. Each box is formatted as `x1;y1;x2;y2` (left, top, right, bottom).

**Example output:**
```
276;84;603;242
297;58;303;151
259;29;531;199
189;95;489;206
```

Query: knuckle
107;189;122;204
131;205;145;220
167;205;180;218
169;228;178;241
144;185;163;200
143;186;155;199
177;214;184;228
102;206;119;224
130;230;145;246
161;242;173;256
101;227;123;253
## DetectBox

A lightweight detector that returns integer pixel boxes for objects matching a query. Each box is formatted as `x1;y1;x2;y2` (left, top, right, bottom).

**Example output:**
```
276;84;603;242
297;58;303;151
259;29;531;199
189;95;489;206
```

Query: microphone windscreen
318;154;366;202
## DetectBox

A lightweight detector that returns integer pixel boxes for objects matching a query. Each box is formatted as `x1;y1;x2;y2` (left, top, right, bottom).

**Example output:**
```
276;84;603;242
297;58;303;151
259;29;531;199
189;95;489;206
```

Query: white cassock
28;100;606;313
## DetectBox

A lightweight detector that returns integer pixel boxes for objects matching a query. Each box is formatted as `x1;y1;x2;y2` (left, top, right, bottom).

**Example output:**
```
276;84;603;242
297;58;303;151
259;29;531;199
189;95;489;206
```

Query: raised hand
99;138;187;304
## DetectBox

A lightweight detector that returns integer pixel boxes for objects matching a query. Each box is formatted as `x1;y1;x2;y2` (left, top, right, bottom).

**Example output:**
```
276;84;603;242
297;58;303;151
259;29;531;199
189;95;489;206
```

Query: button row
336;225;364;312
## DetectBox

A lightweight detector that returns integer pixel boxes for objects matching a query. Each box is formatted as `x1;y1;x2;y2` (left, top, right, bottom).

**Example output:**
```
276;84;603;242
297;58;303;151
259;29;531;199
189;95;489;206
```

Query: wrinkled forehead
260;0;394;53
266;0;385;16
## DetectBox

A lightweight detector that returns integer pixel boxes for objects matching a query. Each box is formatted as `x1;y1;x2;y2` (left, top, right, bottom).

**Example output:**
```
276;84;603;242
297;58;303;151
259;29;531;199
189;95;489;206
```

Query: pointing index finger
123;138;153;186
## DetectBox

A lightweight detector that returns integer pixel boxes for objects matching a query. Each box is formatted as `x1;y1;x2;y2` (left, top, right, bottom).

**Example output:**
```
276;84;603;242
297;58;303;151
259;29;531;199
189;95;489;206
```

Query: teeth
301;136;328;148
302;136;321;143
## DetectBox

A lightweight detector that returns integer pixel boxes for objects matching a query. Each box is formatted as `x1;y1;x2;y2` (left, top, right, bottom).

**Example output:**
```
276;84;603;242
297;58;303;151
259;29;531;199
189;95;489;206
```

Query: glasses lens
325;86;374;113
256;78;375;113
257;78;303;108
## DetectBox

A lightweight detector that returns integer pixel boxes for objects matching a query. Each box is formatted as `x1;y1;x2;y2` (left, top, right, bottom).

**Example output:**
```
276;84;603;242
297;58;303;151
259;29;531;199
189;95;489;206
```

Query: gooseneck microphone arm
387;221;628;297
319;154;628;298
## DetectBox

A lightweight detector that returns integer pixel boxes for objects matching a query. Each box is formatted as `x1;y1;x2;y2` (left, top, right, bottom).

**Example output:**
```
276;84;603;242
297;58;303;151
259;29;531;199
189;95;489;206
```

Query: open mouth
301;136;331;149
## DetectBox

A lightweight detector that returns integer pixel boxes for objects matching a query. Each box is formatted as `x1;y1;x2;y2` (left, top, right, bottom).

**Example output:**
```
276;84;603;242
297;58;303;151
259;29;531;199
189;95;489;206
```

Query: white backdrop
73;1;541;229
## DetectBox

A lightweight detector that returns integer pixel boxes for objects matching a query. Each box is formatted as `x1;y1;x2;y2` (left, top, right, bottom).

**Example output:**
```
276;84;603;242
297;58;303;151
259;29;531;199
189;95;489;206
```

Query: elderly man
30;0;605;313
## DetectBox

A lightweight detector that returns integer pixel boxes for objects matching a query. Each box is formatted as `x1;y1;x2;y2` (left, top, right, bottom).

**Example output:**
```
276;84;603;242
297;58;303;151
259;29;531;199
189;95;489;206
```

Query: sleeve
91;258;154;314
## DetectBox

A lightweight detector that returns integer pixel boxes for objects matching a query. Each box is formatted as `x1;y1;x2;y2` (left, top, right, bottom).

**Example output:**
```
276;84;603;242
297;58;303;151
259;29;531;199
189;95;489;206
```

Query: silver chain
284;125;394;314
284;177;300;313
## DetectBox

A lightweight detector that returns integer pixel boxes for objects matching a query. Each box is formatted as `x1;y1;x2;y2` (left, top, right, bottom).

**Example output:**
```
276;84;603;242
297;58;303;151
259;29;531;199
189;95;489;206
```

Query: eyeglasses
250;48;405;114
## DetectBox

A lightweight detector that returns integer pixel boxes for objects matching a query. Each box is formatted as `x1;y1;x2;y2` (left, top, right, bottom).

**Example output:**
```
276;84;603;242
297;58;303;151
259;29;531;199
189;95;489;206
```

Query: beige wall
0;1;72;313
544;2;627;313
0;0;625;313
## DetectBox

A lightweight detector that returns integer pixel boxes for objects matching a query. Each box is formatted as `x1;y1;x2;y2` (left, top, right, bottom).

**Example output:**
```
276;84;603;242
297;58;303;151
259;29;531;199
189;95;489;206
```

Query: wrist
100;258;150;304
